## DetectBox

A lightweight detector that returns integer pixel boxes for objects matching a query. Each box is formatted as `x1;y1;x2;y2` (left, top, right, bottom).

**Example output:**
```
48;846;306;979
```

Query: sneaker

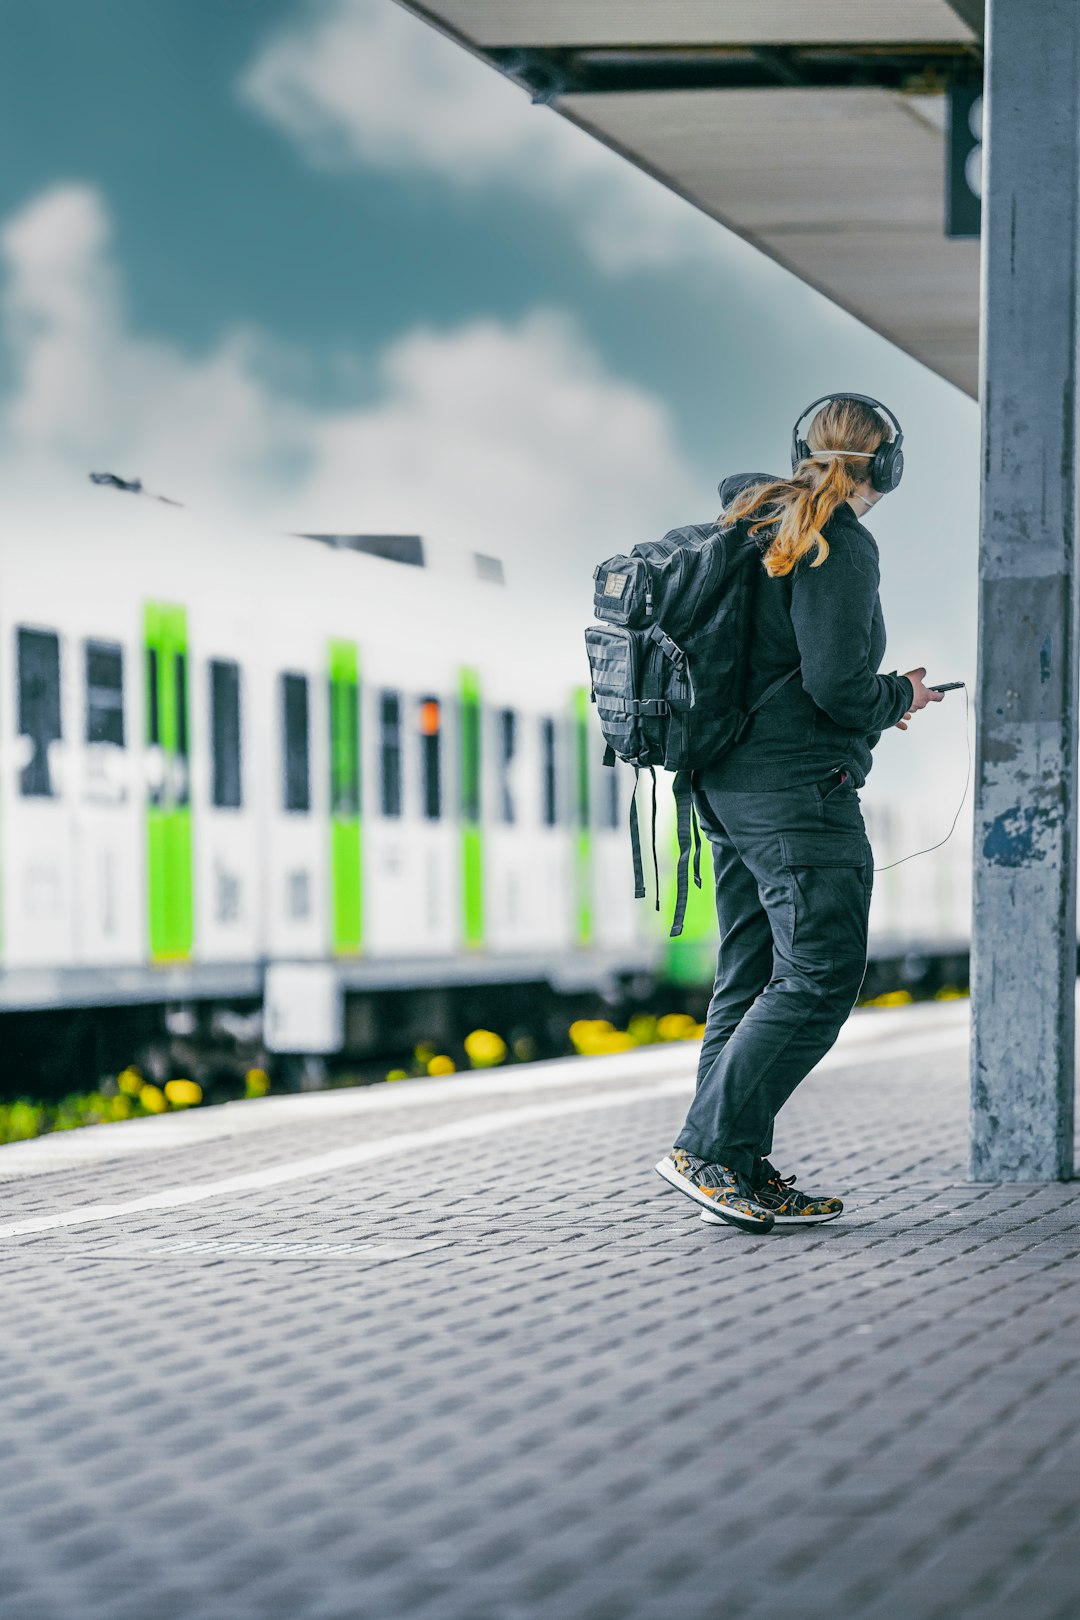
655;1148;775;1233
699;1159;843;1226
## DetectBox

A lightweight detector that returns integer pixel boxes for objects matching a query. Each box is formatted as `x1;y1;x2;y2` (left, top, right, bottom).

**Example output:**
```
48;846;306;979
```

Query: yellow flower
427;1055;456;1076
569;1019;617;1054
139;1084;167;1114
863;989;914;1008
414;1041;436;1063
934;985;968;1000
386;1068;409;1082
164;1079;202;1108
463;1029;507;1068
117;1066;143;1096
657;1013;699;1041
245;1068;271;1099
110;1095;135;1121
569;1019;637;1056
627;1015;658;1045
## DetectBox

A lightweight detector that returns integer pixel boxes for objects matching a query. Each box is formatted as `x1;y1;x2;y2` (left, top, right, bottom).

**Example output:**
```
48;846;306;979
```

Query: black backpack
585;519;799;937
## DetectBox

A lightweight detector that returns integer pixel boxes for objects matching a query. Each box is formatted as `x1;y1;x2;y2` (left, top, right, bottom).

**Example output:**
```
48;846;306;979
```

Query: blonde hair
721;397;893;578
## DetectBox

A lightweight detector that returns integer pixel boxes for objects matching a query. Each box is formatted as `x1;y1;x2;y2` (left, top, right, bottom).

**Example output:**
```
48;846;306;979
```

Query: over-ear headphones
790;392;904;494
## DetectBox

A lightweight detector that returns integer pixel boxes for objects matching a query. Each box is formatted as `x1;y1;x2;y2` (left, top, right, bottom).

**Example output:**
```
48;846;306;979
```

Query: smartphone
927;681;964;693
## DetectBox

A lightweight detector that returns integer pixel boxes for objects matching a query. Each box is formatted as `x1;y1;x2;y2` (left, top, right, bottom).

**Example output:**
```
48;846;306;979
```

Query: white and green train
1;477;969;1070
0;477;683;1029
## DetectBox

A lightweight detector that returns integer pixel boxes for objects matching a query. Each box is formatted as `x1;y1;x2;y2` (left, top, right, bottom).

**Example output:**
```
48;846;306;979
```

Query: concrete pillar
970;0;1080;1180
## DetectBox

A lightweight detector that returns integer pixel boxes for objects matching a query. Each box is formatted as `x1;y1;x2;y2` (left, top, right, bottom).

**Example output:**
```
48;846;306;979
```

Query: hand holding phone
896;667;947;730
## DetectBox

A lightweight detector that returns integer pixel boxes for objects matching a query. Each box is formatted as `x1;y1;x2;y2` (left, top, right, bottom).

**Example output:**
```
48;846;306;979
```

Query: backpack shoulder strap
742;534;801;715
746;664;801;715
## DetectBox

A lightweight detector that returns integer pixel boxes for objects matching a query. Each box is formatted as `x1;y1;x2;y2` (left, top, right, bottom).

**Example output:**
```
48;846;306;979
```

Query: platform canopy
397;1;984;396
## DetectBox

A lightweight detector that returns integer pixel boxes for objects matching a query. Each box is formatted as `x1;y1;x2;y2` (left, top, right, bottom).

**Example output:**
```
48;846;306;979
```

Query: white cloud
0;183;700;611
0;185;313;500
237;0;732;275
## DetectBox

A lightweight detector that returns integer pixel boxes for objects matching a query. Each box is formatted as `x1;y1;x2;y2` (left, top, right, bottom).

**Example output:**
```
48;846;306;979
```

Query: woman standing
655;393;942;1234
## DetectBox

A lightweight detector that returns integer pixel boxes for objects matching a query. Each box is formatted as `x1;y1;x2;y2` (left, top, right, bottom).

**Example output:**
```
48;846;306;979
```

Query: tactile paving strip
0;1008;1077;1620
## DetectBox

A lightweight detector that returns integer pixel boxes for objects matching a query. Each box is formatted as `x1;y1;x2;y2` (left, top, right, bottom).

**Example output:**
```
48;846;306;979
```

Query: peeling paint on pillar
971;0;1079;1184
982;803;1058;866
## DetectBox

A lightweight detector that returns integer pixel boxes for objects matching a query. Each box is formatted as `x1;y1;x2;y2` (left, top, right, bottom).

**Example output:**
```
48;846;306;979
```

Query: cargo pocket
777;830;873;973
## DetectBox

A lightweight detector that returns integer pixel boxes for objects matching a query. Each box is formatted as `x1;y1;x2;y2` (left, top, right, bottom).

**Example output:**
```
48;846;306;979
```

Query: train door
413;691;457;954
144;603;193;962
362;677;457;957
73;632;143;965
487;695;548;954
264;654;329;961
2;624;76;968
193;652;259;962
528;707;572;950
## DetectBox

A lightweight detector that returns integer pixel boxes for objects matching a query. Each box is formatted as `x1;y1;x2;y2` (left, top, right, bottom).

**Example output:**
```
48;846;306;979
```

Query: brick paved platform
1;999;1078;1620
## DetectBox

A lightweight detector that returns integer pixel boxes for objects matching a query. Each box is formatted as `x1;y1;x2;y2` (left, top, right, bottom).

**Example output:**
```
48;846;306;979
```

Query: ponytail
721;397;890;579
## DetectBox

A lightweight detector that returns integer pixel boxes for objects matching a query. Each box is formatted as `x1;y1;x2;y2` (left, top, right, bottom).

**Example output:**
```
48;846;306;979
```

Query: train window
17;627;62;798
281;673;311;813
85;641;124;748
175;651;190;806
146;647;160;746
380;691;403;818
574;706;590;832
210;659;242;810
418;696;442;821
603;761;620;829
499;708;517;824
540;716;558;827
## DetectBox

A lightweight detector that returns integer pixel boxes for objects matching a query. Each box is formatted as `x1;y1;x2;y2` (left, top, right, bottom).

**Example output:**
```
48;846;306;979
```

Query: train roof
0;471;586;680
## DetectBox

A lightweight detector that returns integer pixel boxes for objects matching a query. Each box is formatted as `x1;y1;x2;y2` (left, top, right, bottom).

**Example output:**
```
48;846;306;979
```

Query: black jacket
700;472;914;791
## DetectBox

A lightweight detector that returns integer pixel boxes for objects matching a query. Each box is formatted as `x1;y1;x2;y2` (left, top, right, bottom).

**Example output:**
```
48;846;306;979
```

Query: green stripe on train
573;686;592;945
329;639;362;953
145;602;193;961
460;667;483;946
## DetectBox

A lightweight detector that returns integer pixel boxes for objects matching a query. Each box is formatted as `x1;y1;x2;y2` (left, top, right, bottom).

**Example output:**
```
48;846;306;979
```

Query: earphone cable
872;682;971;873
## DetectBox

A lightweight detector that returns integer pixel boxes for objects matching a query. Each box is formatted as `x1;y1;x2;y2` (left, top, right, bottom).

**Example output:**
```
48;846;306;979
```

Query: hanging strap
649;766;660;912
602;743;616;768
746;665;801;717
628;765;645;900
691;798;702;891
669;769;696;937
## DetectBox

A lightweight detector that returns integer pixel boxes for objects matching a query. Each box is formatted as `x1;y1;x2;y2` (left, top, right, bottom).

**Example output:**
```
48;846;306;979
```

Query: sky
0;0;979;818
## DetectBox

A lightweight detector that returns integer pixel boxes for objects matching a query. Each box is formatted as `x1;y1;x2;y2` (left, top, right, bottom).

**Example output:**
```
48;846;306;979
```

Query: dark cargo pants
673;766;874;1180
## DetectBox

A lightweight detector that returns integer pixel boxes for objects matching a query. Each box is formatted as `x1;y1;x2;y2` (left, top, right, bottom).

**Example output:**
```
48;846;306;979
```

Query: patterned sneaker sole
700;1205;843;1227
654;1158;775;1233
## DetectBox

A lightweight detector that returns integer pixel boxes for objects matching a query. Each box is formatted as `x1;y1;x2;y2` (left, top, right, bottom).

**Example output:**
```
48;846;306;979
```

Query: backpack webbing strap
602;743;616;768
648;766;660;913
599;695;670;718
691;799;703;891
746;664;801;717
628;766;645;900
669;769;695;937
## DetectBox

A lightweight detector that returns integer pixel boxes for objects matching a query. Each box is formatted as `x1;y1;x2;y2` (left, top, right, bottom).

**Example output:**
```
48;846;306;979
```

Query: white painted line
0;1019;974;1239
0;1076;692;1239
0;1002;971;1181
